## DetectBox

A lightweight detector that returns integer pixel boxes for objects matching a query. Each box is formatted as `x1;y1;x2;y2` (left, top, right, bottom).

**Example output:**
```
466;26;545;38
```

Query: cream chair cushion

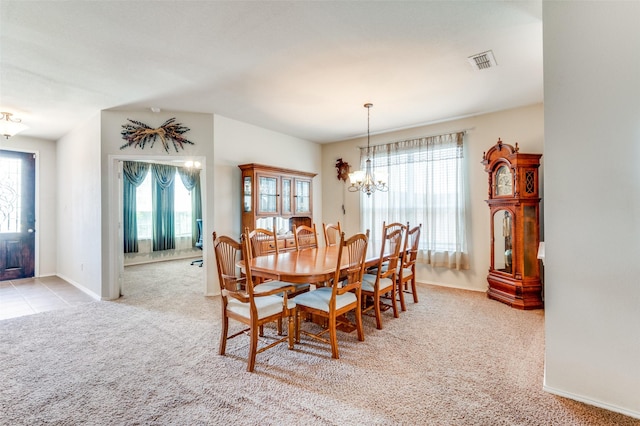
293;287;356;312
227;294;295;320
362;274;394;293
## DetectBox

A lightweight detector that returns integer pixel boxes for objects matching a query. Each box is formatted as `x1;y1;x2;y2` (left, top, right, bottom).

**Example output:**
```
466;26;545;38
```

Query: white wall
212;115;322;291
56;113;102;299
321;104;544;292
0;135;57;277
543;1;640;418
100;110;214;298
50;109;320;299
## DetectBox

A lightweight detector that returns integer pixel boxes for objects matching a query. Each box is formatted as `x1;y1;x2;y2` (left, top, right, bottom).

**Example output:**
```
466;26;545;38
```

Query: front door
0;150;36;281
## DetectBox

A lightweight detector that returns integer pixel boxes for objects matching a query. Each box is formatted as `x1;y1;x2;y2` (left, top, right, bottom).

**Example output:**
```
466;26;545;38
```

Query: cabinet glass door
243;176;252;212
281;177;292;215
295;179;311;214
258;175;278;214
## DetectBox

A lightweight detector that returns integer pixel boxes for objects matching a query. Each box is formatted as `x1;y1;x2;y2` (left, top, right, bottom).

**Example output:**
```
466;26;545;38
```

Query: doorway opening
107;155;207;300
0;150;36;281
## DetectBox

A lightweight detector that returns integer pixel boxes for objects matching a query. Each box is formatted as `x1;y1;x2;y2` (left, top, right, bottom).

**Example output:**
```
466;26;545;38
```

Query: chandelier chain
347;103;388;196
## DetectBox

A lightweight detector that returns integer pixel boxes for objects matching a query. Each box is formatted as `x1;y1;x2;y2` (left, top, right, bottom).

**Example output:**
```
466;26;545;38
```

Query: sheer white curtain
361;132;469;270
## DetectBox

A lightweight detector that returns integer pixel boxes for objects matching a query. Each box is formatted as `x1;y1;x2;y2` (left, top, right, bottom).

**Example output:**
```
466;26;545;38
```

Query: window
0;156;21;233
136;172;152;240
173;175;193;237
135;169;192;240
361;132;469;269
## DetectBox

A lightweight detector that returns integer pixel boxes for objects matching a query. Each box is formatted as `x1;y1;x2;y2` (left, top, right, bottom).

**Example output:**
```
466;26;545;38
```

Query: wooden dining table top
240;243;386;285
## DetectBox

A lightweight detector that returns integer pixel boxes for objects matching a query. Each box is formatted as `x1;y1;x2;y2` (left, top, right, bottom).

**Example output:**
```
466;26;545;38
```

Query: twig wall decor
120;117;195;153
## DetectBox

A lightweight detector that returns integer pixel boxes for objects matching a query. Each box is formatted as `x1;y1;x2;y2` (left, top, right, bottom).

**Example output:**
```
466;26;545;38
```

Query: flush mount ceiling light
0;112;28;139
348;103;388;196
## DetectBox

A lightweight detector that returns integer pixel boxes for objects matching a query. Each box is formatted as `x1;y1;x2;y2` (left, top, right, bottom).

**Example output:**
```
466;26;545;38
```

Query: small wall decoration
120;117;195;153
335;158;350;182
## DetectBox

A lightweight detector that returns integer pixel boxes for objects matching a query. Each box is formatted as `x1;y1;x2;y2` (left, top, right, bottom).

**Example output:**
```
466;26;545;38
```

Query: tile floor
0;276;95;321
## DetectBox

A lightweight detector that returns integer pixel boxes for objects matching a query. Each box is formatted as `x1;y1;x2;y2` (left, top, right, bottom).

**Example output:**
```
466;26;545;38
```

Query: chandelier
0;112;28;139
348;103;388;196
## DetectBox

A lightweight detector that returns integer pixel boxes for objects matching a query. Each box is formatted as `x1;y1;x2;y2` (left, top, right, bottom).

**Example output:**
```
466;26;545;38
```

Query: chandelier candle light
348;103;388;196
0;112;28;139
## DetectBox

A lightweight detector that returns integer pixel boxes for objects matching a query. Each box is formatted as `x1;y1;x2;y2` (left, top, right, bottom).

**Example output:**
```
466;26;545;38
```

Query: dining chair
361;227;403;329
293;223;319;250
368;221;406;275
293;231;369;359
397;223;422;311
214;231;297;372
322;222;342;247
245;227;310;297
246;227;280;257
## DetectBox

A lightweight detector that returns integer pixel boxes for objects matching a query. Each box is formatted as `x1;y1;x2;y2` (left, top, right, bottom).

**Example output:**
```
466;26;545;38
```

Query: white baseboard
543;385;640;420
416;280;486;293
124;251;201;267
55;273;101;301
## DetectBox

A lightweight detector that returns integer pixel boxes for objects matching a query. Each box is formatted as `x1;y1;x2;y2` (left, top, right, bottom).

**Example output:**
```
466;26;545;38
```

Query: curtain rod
356;128;472;150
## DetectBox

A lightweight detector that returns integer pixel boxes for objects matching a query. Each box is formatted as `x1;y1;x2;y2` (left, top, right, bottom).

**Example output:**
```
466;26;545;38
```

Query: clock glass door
493;209;513;274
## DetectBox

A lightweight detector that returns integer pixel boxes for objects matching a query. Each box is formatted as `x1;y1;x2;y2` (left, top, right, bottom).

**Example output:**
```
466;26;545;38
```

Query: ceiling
0;1;542;144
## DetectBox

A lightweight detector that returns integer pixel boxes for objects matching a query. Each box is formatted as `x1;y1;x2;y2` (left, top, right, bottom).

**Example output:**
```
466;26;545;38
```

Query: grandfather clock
482;139;543;310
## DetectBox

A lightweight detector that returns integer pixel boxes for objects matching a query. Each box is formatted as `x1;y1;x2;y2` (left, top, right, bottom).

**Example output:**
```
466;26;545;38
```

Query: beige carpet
1;259;637;425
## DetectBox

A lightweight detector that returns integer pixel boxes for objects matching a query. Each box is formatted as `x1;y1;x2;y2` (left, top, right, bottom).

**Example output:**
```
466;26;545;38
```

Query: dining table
239;242;387;286
238;241;392;333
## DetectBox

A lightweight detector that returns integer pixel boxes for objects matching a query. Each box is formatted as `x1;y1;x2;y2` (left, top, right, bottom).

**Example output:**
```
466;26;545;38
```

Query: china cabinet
239;164;316;249
481;139;543;310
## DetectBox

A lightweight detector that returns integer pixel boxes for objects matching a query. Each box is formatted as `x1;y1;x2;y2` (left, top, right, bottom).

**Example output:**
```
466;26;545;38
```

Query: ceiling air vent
468;50;497;71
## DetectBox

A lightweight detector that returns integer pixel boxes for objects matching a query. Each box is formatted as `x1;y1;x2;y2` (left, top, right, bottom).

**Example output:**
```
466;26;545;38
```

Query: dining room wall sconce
0;112;29;139
348;103;388;196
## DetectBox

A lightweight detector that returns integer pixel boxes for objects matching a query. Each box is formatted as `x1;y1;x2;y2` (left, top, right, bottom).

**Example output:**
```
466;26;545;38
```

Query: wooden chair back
403;224;422;268
397;223;422;310
378;227;404;281
212;232;245;292
245;227;279;258
322;222;342;247
293;223;318;251
383;221;407;241
336;230;370;294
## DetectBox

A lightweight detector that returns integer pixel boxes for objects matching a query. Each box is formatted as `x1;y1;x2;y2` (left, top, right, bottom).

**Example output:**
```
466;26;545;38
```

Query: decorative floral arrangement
120;117;194;152
335;158;350;181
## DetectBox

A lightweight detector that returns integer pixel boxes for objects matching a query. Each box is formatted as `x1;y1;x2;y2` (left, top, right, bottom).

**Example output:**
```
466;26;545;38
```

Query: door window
0;155;22;232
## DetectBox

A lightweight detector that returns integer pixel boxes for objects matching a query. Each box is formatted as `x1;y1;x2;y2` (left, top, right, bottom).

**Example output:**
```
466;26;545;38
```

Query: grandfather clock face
495;165;513;196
